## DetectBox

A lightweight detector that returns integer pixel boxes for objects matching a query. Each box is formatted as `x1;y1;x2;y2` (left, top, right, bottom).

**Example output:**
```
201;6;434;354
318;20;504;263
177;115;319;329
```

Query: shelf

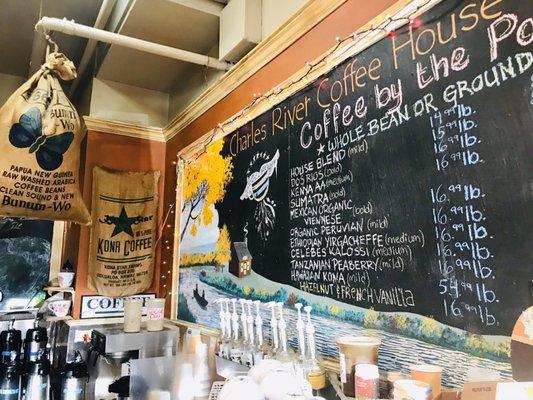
44;286;75;294
45;315;73;322
44;287;76;305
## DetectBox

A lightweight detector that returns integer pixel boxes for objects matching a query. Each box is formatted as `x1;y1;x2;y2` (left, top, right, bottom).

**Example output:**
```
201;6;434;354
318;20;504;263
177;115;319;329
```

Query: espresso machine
85;324;178;400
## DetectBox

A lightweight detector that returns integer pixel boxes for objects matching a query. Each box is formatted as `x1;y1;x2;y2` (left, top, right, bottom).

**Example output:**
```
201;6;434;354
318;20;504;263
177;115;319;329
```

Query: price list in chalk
288;138;426;308
429;104;499;328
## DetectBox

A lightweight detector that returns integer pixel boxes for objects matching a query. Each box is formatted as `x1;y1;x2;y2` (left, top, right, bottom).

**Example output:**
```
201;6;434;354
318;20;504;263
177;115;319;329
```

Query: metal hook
35;20;59;54
44;33;59;53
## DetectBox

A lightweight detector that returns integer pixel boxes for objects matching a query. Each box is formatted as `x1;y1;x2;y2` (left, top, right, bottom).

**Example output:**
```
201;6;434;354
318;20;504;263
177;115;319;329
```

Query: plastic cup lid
355;363;379;378
337;336;381;346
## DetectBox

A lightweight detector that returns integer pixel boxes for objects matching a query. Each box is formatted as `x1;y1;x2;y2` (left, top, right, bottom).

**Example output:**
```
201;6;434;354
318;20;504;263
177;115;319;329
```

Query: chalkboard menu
180;0;532;365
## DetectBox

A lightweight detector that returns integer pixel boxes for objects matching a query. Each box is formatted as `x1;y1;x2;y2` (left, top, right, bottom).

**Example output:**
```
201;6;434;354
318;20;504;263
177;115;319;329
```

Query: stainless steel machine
57;320;179;400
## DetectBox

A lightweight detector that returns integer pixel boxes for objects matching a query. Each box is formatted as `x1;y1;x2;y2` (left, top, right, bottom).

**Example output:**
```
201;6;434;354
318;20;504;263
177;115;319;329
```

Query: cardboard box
441;389;462;400
462;381;533;400
462;381;499;400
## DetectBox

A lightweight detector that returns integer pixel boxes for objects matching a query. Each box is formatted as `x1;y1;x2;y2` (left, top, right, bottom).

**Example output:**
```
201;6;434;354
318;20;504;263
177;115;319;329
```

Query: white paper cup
410;364;442;397
123;298;143;333
146;298;165;331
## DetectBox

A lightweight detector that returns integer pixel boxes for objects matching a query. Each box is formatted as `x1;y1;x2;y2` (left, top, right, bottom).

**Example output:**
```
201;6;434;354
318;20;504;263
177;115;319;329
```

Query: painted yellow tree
181;140;233;240
215;224;231;267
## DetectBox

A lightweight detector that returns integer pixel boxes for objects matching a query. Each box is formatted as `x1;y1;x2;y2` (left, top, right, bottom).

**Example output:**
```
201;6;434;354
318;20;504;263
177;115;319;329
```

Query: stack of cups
336;336;381;397
354;364;379;400
393;380;432;400
193;342;211;399
410;364;441;398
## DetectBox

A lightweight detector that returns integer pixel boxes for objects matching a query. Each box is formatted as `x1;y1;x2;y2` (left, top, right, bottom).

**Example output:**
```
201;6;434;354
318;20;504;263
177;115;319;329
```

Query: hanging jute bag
88;166;160;297
0;52;91;224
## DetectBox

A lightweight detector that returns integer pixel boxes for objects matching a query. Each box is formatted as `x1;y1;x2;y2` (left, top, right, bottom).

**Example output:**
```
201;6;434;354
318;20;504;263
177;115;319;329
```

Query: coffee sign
80;294;155;319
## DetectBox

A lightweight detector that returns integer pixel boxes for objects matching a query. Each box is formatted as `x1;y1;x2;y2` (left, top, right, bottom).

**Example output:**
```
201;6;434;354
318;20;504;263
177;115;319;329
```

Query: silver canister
60;354;89;400
24;360;49;400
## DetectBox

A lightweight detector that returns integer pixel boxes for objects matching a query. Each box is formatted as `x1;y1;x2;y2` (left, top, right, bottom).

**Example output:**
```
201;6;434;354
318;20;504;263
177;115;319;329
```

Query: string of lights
176;0;435;164
162;0;437;298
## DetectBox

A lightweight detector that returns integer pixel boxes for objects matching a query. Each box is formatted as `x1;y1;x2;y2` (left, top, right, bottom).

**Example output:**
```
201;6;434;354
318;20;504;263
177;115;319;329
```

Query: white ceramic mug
58;272;75;288
48;300;71;317
146;298;165;331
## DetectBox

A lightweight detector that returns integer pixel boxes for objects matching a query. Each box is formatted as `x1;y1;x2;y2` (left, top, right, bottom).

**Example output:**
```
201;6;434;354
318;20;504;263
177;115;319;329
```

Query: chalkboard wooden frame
173;0;532;384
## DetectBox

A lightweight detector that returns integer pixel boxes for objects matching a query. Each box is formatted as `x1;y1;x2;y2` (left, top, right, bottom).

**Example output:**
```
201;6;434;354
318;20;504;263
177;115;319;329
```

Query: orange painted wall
161;0;397;309
71;131;167;318
67;0;397;317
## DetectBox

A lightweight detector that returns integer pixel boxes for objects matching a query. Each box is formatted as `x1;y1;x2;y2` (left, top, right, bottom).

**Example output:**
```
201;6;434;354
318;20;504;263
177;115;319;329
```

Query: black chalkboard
215;0;532;337
0;218;53;310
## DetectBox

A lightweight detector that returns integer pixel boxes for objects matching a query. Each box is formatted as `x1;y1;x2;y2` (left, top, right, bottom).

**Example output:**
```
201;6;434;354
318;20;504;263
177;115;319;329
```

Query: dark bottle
0;362;21;400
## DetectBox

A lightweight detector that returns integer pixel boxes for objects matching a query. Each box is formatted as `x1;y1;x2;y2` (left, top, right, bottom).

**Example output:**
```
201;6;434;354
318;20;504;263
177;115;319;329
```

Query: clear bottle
265;302;279;359
305;358;327;396
217;299;231;359
240;332;254;367
228;299;244;364
303;306;327;395
275;303;296;365
241;301;255;367
252;301;269;364
223;299;232;359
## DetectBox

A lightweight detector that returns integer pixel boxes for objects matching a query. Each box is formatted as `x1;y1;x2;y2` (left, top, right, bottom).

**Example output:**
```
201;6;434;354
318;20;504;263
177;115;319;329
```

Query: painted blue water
179;268;512;388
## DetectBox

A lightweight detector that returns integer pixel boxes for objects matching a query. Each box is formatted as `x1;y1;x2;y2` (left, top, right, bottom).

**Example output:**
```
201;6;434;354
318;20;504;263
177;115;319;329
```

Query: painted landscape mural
177;0;533;386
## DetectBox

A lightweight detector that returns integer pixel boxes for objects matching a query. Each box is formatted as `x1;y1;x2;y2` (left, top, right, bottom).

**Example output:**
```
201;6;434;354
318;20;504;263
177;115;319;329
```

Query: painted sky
180;202;220;254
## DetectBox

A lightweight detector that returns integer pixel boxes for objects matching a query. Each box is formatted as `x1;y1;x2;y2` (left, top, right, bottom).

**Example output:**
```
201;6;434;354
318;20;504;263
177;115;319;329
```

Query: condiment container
337;336;380;397
248;359;282;384
0;362;21;400
354;363;379;400
218;376;264;400
182;328;202;355
410;364;441;398
393;379;432;400
306;367;326;391
385;371;405;399
260;369;300;400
